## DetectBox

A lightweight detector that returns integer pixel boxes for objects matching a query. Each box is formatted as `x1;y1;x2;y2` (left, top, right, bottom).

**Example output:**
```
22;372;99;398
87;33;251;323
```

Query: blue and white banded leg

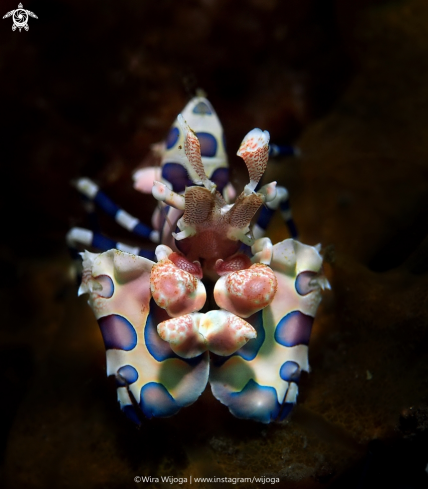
75;178;160;243
66;227;156;260
252;186;299;240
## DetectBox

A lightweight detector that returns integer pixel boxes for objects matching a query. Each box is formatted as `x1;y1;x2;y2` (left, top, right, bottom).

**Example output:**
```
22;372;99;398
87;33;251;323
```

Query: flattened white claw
78;248;209;420
270;239;324;276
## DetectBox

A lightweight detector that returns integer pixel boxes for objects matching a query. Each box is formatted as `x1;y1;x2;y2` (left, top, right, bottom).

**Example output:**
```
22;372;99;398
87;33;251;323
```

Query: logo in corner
3;3;37;32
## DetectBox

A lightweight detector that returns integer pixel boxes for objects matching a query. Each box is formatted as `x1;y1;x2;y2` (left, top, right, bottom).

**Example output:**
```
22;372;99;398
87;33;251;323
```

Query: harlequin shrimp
68;95;329;424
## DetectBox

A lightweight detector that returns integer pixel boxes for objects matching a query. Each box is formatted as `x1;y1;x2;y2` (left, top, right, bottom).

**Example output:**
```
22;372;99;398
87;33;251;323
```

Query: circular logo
13;8;27;27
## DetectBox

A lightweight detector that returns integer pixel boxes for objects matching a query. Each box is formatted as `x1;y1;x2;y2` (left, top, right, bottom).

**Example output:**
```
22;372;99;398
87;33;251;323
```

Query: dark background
0;0;427;488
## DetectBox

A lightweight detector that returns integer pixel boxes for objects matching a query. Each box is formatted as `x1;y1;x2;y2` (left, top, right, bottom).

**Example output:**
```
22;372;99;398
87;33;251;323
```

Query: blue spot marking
122;405;141;425
98;314;137;351
94;274;114;298
279;361;301;383
116;365;139;387
226;379;281;423
144;300;178;361
192;101;212;114
195;132;217;157
210;167;229;194
162;162;194;193
140;382;180;418
295;271;317;296
144;302;204;368
166;127;179;149
144;300;205;366
236;310;265;360
275;311;313;347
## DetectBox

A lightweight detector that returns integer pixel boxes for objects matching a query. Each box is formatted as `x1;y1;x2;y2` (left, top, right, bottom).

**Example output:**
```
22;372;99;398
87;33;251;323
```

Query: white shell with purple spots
80;250;209;422
210;239;329;423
